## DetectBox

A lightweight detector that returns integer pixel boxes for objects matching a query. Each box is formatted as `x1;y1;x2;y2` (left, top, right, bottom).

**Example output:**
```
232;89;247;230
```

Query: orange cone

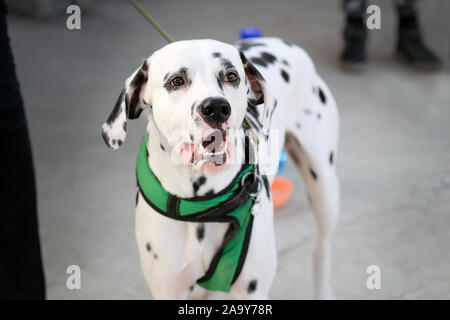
271;176;294;210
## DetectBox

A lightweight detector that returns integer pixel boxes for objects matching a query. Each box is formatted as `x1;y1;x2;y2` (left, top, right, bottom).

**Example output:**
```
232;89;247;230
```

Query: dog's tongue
179;129;228;168
179;143;195;164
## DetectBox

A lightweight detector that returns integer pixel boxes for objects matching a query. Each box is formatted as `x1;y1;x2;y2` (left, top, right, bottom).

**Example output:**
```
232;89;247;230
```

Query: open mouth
179;129;232;173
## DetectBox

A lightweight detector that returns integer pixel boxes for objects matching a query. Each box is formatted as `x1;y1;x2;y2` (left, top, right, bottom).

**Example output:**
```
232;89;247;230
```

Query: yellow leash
127;0;175;43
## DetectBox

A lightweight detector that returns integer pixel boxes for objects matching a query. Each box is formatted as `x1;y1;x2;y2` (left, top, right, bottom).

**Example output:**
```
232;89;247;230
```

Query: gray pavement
6;0;450;299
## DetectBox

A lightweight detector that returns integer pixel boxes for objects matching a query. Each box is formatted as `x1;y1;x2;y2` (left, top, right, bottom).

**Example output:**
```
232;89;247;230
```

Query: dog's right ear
101;60;150;150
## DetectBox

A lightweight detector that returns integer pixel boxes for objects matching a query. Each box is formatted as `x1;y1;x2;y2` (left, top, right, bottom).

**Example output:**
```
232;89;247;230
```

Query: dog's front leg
135;191;200;300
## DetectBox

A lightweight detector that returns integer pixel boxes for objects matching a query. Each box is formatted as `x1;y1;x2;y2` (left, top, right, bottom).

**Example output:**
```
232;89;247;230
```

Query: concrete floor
7;0;450;299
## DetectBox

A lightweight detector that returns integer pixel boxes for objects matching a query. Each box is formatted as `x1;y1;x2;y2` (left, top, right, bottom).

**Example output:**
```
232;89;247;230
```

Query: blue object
239;27;262;39
277;151;288;175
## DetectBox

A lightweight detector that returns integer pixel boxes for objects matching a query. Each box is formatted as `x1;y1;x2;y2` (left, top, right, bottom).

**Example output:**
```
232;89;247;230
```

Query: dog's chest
136;196;230;278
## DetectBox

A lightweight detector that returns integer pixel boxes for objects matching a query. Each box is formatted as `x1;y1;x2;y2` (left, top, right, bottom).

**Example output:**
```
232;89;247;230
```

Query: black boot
340;16;367;70
396;14;441;69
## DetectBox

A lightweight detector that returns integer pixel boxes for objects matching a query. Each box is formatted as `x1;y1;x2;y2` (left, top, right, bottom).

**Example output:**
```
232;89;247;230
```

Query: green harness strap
136;137;256;292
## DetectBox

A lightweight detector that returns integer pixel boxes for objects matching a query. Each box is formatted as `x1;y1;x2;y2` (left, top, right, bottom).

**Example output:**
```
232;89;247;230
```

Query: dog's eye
224;72;238;82
170;77;185;86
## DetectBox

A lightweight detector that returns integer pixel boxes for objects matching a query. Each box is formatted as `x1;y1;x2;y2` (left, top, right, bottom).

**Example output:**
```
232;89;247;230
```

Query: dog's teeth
194;159;207;170
222;140;228;152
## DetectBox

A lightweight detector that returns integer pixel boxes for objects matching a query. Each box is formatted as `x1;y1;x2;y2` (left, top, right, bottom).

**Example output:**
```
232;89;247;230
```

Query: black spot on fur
136;190;139;206
196;223;205;242
212;52;221;58
239;52;266;81
238;42;266;51
247;102;260;119
304;108;313;115
204;189;215;197
269;99;277;121
261;52;277;64
318;87;327;104
191;102;196;117
282;59;290;66
189;285;194;292
216;76;223;91
250;57;267;68
247;279;258;293
261;175;271;199
329;152;334;165
193;183;200;195
280;69;290;83
101;129;110;146
117;139;123;146
106;90;125;124
160;144;165;151
153;254;158;259
282;39;293;46
123;122;127;132
296;122;301;129
164;72;170;81
317;113;321;120
221;58;236;71
146;242;151;252
141;60;148;71
112;139;116;145
193;175;207;196
309;168;318;180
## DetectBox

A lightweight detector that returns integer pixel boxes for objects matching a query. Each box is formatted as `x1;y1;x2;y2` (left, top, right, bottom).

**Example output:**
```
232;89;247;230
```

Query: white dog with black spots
102;37;340;299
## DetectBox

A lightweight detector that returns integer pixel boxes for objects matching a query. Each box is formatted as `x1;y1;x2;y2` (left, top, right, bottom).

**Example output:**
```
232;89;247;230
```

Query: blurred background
3;0;449;299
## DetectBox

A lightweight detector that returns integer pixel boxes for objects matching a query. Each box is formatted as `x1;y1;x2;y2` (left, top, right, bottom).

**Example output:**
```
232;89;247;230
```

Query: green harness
136;137;258;292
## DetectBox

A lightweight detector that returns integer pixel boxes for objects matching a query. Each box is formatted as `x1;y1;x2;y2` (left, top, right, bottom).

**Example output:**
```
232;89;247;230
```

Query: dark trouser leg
395;0;418;17
394;0;441;67
343;0;366;16
341;0;368;66
0;1;46;299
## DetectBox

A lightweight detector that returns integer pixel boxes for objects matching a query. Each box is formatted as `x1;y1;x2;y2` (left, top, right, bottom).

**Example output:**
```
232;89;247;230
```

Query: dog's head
101;39;266;174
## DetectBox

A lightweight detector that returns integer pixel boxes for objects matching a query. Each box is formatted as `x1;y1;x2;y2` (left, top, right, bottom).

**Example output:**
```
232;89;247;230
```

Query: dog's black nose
198;97;231;125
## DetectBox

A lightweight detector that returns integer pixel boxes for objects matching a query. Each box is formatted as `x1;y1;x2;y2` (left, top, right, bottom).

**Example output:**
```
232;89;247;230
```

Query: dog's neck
146;119;245;198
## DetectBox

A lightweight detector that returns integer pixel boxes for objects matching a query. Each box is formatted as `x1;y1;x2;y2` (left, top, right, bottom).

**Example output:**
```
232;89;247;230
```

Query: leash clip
241;171;262;215
241;171;261;198
251;195;262;216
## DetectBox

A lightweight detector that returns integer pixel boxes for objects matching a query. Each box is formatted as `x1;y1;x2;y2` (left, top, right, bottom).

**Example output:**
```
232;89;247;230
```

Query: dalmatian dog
101;37;339;299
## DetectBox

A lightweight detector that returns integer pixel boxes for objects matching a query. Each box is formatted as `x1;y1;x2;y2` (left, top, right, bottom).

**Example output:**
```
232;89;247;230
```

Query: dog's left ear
239;51;266;106
239;51;273;134
101;60;150;150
